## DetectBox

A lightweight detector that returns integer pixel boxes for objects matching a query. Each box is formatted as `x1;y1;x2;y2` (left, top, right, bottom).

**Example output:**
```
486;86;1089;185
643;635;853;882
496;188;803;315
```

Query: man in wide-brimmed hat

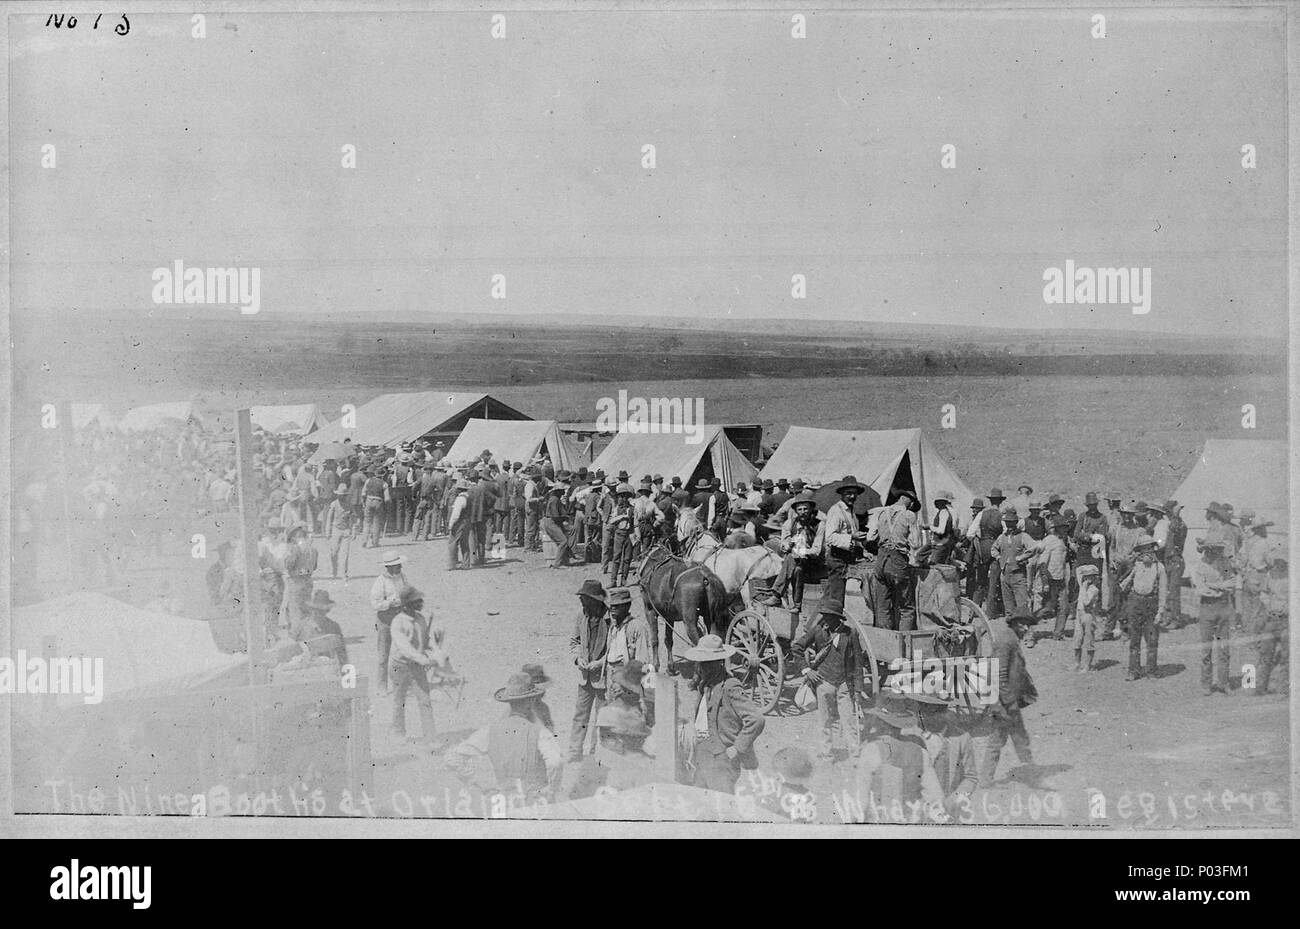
370;551;414;695
568;579;610;760
1120;538;1167;681
542;478;575;569
1102;499;1146;640
1238;516;1275;636
1158;499;1188;626
793;599;861;761
1191;539;1236;696
445;672;563;801
928;489;959;565
873;486;923;631
300;589;348;665
606;483;637;585
685;634;764;794
978;608;1039;788
854;693;954;823
604;587;653;696
389;590;443;747
758;490;825;610
822;475;871;606
963;495;996;611
282;523;319;639
563;703;656;801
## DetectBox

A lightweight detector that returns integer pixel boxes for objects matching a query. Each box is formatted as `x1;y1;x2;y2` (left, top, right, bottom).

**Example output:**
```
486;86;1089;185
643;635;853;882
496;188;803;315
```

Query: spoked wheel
725;609;785;715
951;597;994;722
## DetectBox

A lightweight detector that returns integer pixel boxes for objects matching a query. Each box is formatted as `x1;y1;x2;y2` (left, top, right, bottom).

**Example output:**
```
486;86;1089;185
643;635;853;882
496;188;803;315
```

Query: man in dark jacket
465;470;497;566
686;634;765;793
793;600;861;760
568;580;609;760
978;610;1038;788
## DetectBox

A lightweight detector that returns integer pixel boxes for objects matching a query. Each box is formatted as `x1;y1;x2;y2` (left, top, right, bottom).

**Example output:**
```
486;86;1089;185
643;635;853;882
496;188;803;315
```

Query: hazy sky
10;6;1288;336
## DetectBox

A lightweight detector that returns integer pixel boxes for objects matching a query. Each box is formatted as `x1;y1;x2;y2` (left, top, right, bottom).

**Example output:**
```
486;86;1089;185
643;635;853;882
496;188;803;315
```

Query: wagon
723;559;996;716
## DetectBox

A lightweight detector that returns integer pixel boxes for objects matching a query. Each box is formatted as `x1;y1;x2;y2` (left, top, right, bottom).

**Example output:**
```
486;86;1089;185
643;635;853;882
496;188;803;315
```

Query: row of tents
73;391;1287;543
74;401;330;436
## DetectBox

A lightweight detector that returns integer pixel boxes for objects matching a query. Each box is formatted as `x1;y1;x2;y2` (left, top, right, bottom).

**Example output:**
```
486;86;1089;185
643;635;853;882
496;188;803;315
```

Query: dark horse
636;544;730;672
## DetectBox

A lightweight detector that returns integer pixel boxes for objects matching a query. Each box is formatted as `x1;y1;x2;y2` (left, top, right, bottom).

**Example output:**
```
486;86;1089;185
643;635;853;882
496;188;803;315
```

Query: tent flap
250;404;326;436
304;392;530;449
446;419;585;472
760;426;975;521
1171;440;1289;561
591;426;758;488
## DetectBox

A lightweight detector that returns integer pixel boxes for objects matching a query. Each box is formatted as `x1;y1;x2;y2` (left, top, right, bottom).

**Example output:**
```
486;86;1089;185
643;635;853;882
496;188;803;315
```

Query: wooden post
233;409;266;685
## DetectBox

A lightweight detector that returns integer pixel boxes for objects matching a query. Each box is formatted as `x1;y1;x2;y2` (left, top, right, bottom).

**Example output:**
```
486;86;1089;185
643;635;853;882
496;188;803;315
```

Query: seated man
916;697;977;818
853;693;953;824
759;491;825;610
562;703;655;800
300;589;349;665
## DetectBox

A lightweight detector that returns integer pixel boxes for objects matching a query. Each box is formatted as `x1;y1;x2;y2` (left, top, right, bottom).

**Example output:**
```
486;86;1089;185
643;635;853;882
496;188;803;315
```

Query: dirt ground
304;529;1289;829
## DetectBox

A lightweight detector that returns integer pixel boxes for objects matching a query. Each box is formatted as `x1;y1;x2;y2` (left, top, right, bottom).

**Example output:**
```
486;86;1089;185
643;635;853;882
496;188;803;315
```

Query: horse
688;543;785;610
636;544;731;672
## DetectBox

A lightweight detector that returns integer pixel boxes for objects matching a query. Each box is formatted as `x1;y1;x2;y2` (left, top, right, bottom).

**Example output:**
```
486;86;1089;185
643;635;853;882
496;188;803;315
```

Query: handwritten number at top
45;13;130;35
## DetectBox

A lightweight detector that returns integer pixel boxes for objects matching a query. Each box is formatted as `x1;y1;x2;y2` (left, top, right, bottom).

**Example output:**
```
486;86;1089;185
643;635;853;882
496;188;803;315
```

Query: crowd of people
25;416;1289;820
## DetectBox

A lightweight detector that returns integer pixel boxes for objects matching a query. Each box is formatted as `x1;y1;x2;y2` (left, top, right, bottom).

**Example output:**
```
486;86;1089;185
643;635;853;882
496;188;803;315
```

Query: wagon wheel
954;597;994;721
725;609;784;715
959;597;995;656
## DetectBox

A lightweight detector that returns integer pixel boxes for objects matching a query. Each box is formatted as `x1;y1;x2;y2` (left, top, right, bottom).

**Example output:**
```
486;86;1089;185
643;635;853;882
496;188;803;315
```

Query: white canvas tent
117;401;207;433
590;426;758;489
446;418;587;471
304;391;531;455
759;426;975;521
1170;439;1289;562
10;592;247;710
250;404;328;436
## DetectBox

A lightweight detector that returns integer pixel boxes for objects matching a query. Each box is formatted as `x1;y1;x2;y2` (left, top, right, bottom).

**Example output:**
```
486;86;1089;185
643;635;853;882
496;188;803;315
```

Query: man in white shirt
871;488;923;631
446;479;471;569
446;672;564;802
389;591;445;746
370;552;413;695
822;476;870;606
1036;517;1071;639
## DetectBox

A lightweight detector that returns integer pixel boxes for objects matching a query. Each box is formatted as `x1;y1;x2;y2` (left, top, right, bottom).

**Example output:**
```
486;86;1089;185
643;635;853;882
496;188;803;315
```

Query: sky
9;6;1289;337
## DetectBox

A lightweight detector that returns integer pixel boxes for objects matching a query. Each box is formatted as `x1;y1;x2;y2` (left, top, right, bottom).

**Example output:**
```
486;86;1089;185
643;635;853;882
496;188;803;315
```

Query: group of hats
576;580;633;607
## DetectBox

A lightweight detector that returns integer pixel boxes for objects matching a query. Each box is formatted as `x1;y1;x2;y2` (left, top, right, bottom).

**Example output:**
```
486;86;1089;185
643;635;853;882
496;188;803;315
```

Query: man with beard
821;476;869;607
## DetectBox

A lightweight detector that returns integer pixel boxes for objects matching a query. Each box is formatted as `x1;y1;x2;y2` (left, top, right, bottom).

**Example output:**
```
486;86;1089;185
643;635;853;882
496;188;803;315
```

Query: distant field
10;312;1286;506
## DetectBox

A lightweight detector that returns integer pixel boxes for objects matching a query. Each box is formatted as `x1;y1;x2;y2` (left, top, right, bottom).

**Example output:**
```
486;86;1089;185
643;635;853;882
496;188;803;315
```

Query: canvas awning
759;426;974;522
446;419;587;471
250;404;328;436
304;391;531;453
590;426;757;489
10;592;247;710
116;401;206;433
1170;439;1289;561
